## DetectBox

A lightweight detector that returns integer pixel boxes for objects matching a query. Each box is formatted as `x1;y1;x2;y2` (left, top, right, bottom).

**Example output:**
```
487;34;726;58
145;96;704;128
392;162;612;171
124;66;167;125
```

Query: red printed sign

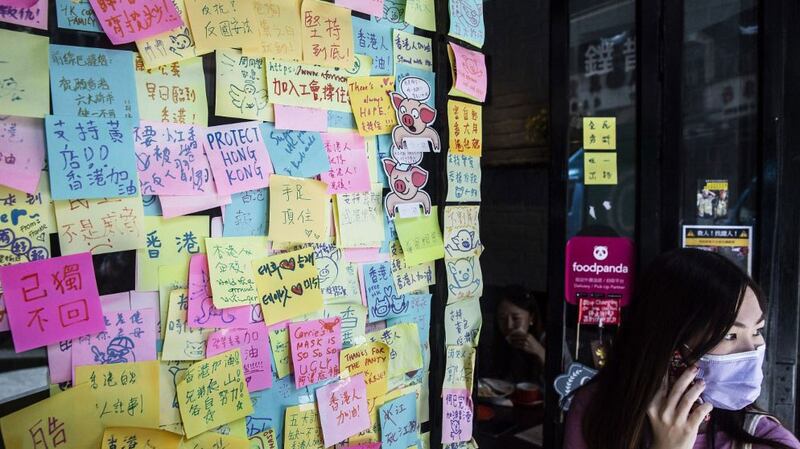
578;298;620;326
565;236;634;307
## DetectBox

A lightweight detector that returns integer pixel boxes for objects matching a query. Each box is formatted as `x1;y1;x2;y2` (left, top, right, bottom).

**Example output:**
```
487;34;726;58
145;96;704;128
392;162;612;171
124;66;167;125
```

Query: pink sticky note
88;0;183;44
134;122;215;196
0;253;104;353
316;374;371;446
320;132;371;194
187;254;252;329
0;0;47;30
450;42;487;102
101;292;132;312
204;122;273;196
289;317;342;388
159;193;232;218
71;308;156;374
0;116;45;194
130;291;160;349
274;105;328;132
335;0;383;16
343;247;384;263
206;324;272;392
442;388;475;444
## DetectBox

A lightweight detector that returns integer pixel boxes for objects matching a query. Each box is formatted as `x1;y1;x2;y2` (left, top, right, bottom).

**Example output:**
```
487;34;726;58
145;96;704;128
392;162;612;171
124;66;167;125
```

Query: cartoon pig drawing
390;92;441;153
382;158;431;218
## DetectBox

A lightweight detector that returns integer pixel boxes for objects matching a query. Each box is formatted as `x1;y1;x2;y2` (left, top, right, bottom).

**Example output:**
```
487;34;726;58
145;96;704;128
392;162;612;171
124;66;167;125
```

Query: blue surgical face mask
696;345;765;410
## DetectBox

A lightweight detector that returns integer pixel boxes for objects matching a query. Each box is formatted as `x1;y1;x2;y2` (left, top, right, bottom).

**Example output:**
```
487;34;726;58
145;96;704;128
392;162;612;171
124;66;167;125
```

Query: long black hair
581;248;789;449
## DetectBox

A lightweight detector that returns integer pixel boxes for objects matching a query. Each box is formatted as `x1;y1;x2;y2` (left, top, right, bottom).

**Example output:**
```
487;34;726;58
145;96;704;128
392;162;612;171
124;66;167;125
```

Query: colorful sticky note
247;374;310;444
584;152;618;185
394;206;445;265
325;303;367;348
320;132;371;194
207;324;273;392
72;308;157;375
348;76;397;136
443;345;475;390
445;255;482;302
49;45;138;119
443;205;482;258
340;341;389;398
284;404;323;449
288;317;342;387
0;30;49;118
0;383;103;449
380;393;418;449
269;324;293;379
448;42;487;102
206;237;270;308
136;212;209;291
134;56;208;125
0;253;103;352
101;427;181;449
216;49;274;122
314;244;362;303
351;17;393;76
204;122;273;196
223;188;269;237
266;60;352;112
441;388;474;443
188;254;254;329
54;196;145;255
134;122;214;195
0;174;53;267
367;322;422;376
273;105;328;133
392;29;433;72
177;348;254;438
261;123;330;178
88;0;182;43
0;0;47;29
0;116;45;193
184;0;261;53
245;0;303;61
448;0;484;48
405;0;435;31
74;360;160;428
446;154;481;202
582;117;617;150
158;359;191;430
336;184;386;248
316;374;371;446
45;115;139;200
158;264;189;341
388;241;434;294
300;0;355;68
387;293;431;345
363;261;409;322
135;0;201;68
268;175;331;243
56;0;101;31
252;247;324;325
162;289;212;360
379;0;407;27
447;100;482;156
444;297;481;346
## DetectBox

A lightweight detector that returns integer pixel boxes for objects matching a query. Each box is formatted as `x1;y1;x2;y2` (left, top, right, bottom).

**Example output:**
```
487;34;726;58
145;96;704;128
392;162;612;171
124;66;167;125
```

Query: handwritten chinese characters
266;60;351;112
392;29;433;71
206;324;272;392
185;0;260;52
216;49;273;121
54;196;145;255
441;388;473;444
582;117;616;150
204;122;273;196
380;393;418;449
448;42;487;102
207;236;269;308
446;154;480;202
584;152;618;185
448;0;485;48
88;0;184;44
284;404;323;449
321;132;371;194
245;0;303;60
252;247;323;325
134;55;208;125
71;308;157;374
187;254;253;329
447;100;482;157
134;121;212;195
364;261;408;322
316;374;370;446
74;360;160;428
268;175;330;243
301;0;354;69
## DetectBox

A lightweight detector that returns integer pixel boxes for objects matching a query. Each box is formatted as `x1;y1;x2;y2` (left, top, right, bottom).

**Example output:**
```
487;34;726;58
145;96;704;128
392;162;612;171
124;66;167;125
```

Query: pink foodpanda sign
565;236;635;307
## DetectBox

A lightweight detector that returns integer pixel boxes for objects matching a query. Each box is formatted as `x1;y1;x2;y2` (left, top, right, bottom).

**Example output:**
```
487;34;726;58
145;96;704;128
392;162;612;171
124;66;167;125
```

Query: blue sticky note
260;123;330;178
380;393;419;449
353;17;394;76
55;0;102;32
396;63;436;108
50;45;139;119
45;115;139;200
142;195;162;216
387;293;432;345
223;188;269;237
328;111;357;130
247;374;310;448
364;261;411;322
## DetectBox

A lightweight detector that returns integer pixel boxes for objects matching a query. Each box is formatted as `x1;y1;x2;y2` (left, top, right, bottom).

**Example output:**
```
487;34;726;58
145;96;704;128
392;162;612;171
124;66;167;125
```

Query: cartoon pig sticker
390;91;441;154
382;158;431;218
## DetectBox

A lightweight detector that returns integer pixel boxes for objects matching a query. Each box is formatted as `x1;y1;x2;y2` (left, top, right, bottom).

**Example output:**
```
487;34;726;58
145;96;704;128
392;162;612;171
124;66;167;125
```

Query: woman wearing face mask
564;248;800;449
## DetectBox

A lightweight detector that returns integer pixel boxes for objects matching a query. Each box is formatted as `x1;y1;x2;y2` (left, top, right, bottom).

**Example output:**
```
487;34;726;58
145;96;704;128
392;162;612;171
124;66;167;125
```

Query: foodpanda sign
565;236;634;306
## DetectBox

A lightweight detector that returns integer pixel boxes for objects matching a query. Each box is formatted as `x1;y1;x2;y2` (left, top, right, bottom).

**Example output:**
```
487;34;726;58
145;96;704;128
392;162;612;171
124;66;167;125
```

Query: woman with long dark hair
564;248;800;449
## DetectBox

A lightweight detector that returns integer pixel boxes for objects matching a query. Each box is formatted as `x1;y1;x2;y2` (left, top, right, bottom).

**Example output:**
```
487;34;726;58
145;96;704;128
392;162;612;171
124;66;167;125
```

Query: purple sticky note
71;308;157;375
316;374;371;446
203;122;274;196
0;116;45;194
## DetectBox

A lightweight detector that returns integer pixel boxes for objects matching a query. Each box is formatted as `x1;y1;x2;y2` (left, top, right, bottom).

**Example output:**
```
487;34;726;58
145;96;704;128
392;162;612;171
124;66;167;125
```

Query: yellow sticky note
405;0;436;32
445;255;483;303
444;296;482;346
350;54;374;77
447;100;483;157
0;174;54;267
584;152;618;185
215;49;274;122
134;55;209;126
163;289;212;361
0;383;103;449
252;247;324;325
394;206;445;266
102;427;182;449
0;29;49;118
245;0;303;61
249;428;278;449
268;175;331;243
582;117;616;150
340;341;389;399
213;418;248;439
392;29;433;72
443;345;475;391
300;0;355;69
348;76;397;136
269;326;293;378
315;244;362;304
335;184;386;248
137;215;209;291
136;0;206;68
367;322;422;377
177;349;254;439
181;432;250;449
54;196;145;255
389;241;434;294
185;0;262;53
206;237;270;309
160;360;192;430
443;205;482;259
75;361;160;429
266;59;352;112
284;404;323;449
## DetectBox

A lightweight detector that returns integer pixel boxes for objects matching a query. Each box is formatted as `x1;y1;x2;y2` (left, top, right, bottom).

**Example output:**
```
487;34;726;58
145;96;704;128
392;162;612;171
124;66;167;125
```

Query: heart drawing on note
280;259;296;271
291;283;304;296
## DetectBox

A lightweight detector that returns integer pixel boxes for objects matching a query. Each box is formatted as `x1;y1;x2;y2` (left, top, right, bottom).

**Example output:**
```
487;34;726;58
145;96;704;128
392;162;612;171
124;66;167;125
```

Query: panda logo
593;245;609;261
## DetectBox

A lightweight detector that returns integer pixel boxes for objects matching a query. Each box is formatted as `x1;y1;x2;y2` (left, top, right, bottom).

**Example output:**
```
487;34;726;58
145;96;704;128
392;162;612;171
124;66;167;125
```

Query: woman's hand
508;331;545;361
647;365;713;449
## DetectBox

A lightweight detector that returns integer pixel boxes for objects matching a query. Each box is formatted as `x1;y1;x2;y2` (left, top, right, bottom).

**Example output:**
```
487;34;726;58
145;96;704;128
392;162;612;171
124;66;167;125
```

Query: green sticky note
395;206;445;266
